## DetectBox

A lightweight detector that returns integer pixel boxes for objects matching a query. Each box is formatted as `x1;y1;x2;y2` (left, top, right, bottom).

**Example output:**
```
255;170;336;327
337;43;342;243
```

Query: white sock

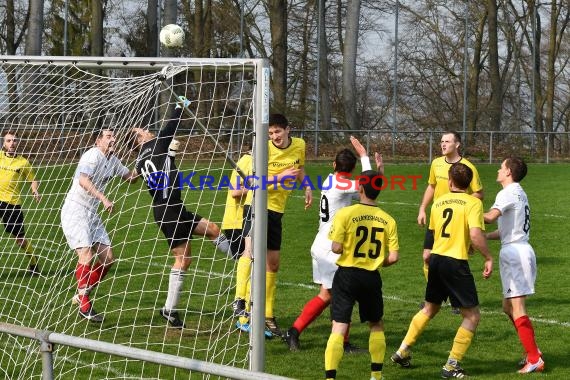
164;268;185;311
212;234;231;256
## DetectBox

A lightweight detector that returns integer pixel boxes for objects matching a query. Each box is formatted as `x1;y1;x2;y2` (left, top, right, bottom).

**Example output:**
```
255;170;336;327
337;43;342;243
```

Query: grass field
0;161;569;379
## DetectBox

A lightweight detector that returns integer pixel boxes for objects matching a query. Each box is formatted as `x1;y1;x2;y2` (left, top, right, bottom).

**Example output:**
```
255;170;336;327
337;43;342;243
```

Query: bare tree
25;0;44;55
267;0;287;112
343;0;360;129
91;0;104;56
486;0;503;131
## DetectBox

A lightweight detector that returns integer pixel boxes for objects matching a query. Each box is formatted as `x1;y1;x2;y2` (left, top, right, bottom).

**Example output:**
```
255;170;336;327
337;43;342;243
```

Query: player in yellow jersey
0;131;41;276
324;170;399;380
235;113;312;337
391;163;493;379
221;151;254;316
418;131;483;312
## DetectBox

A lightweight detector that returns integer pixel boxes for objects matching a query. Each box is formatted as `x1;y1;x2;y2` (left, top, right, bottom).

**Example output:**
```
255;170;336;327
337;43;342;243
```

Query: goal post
0;55;270;379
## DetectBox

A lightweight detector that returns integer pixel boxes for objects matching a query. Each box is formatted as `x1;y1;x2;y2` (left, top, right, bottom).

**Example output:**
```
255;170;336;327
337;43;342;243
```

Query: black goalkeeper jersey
135;108;183;205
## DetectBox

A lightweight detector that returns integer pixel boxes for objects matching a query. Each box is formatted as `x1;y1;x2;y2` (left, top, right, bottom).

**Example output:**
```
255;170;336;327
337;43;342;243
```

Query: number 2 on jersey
441;208;453;238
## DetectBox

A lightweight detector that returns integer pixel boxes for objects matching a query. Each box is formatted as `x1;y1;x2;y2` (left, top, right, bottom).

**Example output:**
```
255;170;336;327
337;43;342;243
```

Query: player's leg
232;206;252;315
442;258;480;378
89;243;115;288
441;306;479;378
392;255;446;367
233;236;252;316
193;217;231;256
264;210;283;336
74;246;103;322
160;241;191;329
4;204;39;275
368;321;385;380
285;237;333;349
325;266;355;380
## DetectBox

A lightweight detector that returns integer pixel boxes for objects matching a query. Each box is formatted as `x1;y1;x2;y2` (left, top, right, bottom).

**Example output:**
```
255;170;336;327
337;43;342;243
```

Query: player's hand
417;210;427;226
375;152;384;175
280;167;301;178
32;191;41;203
350;136;367;157
304;188;313;210
482;257;493;279
102;198;114;213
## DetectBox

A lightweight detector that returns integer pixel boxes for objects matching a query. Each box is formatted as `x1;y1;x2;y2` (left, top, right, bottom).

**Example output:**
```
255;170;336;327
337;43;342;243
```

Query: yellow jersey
0;151;36;205
428;156;483;200
221;154;253;230
328;203;399;271
267;137;306;213
429;192;484;260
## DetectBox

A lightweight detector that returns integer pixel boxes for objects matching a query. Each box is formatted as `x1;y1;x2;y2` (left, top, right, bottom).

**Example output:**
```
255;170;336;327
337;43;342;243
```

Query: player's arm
483;208;501;224
331;241;343;254
296;165;313;209
470;227;493;279
418;184;435;225
383;250;399;267
78;173;113;213
30;180;41;202
122;169;139;184
485;230;500;240
349;136;373;171
472;190;484;200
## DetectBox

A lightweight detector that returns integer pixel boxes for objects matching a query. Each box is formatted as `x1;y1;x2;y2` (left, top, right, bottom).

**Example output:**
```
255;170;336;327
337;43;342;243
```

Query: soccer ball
160;24;185;48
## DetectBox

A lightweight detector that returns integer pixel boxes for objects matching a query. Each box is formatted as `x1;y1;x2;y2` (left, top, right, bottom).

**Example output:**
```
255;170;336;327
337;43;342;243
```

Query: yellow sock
265;271;277;318
238;280;252;326
423;262;429;281
22;240;37;265
369;331;385;380
403;310;431;347
325;332;344;379
235;255;252;300
449;326;474;362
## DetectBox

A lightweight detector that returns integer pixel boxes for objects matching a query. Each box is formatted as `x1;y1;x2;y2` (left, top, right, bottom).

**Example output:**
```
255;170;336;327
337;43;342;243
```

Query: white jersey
64;147;129;211
316;156;372;237
491;182;530;244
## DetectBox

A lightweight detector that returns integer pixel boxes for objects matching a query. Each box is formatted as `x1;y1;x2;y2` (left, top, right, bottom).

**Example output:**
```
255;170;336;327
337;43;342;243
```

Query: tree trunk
268;0;287;113
147;0;158;57
467;9;487;134
342;0;360;129
25;0;44;55
487;0;502;131
318;0;332;133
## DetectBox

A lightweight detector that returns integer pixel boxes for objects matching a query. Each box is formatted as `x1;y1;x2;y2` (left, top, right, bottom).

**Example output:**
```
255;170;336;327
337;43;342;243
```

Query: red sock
88;261;111;287
292;296;328;334
75;263;91;312
514;315;540;363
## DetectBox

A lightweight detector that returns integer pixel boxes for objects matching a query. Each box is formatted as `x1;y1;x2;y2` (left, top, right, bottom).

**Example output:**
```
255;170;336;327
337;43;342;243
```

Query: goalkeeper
130;97;231;329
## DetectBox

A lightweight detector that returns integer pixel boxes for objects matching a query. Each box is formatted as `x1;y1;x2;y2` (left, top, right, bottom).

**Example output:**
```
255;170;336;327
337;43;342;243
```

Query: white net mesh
0;58;259;379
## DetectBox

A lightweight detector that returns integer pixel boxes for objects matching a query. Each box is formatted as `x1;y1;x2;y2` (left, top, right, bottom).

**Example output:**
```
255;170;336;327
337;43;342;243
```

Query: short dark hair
92;128;114;142
2;130;16;138
359;170;382;200
443;130;462;144
334;149;357;173
449;162;473;190
269;113;288;128
504;156;527;182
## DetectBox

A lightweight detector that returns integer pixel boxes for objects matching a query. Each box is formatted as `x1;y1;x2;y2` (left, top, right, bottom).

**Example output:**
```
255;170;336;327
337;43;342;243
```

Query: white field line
34;245;570;328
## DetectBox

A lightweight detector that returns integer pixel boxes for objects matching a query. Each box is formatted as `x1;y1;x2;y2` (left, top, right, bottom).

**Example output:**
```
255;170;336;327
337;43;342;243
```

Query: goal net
0;56;268;379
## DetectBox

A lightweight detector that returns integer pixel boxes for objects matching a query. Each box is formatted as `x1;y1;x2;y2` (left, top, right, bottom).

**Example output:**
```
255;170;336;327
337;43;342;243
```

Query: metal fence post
546;133;550;163
429;132;433;163
489;132;493;164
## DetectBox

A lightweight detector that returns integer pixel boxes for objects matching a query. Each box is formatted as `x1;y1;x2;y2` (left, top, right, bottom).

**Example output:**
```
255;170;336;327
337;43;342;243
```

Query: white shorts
61;201;111;250
311;233;339;289
499;242;536;298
